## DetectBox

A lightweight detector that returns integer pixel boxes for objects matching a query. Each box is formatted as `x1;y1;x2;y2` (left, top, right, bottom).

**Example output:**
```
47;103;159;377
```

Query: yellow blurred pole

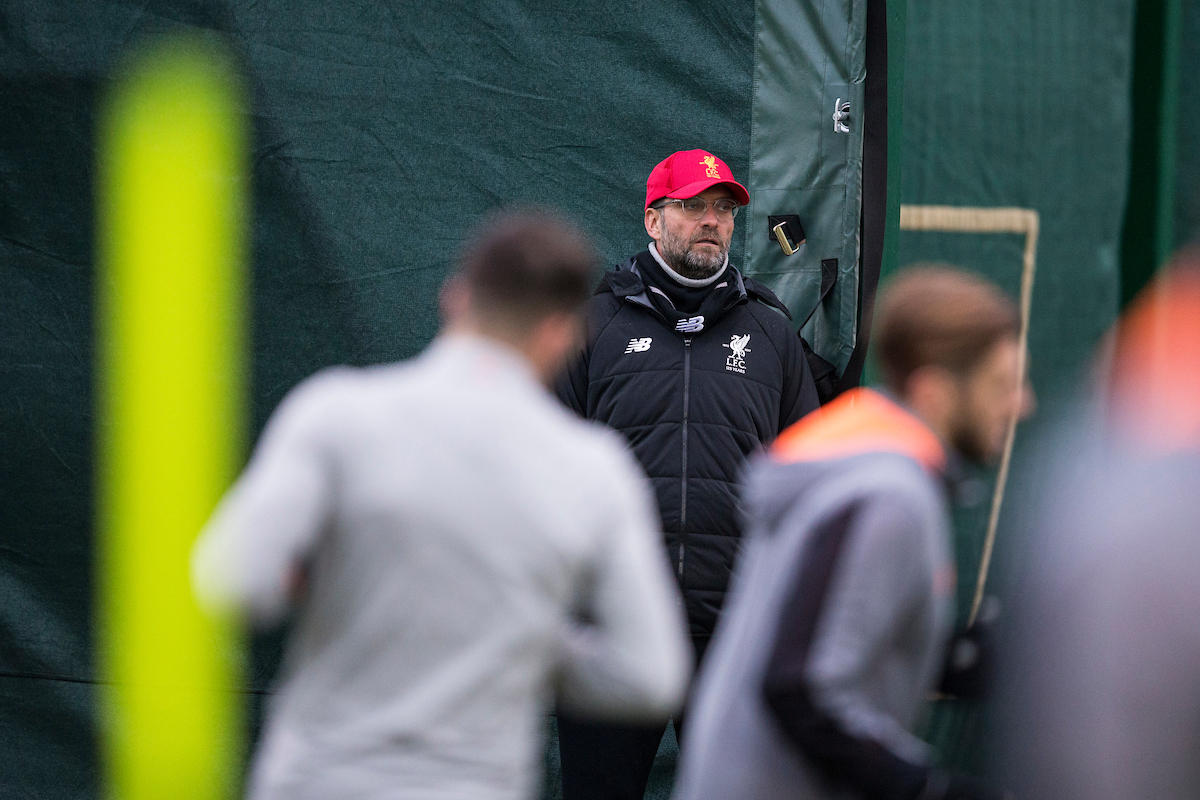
96;39;246;800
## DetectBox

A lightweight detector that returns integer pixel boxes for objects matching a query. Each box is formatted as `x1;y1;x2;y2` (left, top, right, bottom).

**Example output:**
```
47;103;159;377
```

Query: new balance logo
675;316;705;333
625;337;653;354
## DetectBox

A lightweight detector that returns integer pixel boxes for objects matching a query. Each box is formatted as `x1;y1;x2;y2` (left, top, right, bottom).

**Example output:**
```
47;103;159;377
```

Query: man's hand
938;596;1001;700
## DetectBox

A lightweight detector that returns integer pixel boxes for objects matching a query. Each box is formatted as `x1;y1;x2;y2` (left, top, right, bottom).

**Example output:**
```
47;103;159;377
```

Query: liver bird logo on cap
702;155;721;179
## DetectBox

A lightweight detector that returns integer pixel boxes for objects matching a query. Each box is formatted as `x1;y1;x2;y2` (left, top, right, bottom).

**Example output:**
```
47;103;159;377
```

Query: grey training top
193;334;691;800
674;390;955;800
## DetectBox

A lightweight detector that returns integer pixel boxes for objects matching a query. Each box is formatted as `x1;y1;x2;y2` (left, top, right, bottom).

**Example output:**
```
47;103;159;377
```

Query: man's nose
698;203;722;226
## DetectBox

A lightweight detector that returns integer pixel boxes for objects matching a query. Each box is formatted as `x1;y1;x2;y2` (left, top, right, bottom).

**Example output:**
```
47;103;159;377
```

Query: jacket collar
599;253;750;327
770;387;948;474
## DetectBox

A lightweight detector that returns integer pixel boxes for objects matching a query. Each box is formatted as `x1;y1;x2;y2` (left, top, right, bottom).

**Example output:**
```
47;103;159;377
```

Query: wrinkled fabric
0;0;1149;794
895;0;1136;771
1;2;754;793
745;0;867;373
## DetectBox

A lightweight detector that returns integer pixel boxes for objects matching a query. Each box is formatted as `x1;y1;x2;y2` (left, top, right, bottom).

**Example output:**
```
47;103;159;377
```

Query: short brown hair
873;265;1020;393
458;208;597;327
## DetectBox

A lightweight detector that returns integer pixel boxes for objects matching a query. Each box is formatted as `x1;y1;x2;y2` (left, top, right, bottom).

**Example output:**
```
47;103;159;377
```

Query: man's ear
645;206;662;241
439;275;471;327
904;364;959;434
527;311;583;383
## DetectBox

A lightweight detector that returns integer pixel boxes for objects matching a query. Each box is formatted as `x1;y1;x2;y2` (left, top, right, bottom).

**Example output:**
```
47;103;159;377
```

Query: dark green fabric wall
744;0;867;372
0;0;1152;796
1120;0;1183;304
891;0;1136;773
4;2;762;795
1176;0;1200;246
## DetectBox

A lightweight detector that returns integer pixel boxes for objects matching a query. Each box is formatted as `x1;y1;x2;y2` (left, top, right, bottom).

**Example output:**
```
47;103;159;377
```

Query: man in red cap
555;150;820;799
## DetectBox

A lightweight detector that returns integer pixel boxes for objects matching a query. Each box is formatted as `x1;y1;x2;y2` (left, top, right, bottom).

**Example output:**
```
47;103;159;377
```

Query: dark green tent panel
1176;0;1200;247
894;0;1136;772
0;0;1168;796
745;0;867;373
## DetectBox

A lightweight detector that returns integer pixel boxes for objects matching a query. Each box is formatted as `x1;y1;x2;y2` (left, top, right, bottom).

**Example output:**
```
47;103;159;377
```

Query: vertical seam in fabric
748;0;765;268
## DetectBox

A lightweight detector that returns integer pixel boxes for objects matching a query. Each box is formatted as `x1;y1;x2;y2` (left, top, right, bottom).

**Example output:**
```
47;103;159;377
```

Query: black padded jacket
556;252;819;641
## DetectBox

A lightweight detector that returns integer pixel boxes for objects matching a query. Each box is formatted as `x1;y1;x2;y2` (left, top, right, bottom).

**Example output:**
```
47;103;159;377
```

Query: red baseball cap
645;149;750;209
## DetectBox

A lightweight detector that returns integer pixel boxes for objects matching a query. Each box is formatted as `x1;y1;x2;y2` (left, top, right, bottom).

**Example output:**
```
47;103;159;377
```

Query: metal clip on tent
768;214;806;256
773;222;799;255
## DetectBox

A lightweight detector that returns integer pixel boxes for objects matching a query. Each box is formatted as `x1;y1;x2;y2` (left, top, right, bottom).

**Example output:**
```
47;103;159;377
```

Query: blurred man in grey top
674;267;1031;800
996;253;1200;800
191;211;691;800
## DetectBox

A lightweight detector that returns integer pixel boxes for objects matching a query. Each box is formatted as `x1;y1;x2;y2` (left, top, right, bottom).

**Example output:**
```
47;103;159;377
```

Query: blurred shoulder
851;453;948;529
265;362;422;434
270;365;363;420
543;404;648;486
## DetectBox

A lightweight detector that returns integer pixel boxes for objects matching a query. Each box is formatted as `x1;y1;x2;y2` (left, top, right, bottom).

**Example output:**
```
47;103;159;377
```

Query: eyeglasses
653;197;741;220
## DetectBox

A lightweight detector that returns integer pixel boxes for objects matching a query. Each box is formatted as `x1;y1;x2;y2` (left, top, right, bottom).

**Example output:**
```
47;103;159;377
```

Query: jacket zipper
679;337;691;578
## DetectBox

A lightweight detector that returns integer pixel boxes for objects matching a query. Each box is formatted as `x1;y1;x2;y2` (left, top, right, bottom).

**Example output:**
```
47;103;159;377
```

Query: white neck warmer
649;242;728;288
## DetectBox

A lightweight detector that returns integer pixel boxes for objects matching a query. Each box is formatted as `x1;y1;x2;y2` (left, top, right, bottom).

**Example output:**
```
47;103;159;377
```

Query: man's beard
658;224;729;281
950;423;991;466
948;401;997;465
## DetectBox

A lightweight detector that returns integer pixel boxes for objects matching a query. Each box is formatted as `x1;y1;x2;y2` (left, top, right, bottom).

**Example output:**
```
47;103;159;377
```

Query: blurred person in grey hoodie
673;266;1031;800
994;250;1200;800
191;210;691;800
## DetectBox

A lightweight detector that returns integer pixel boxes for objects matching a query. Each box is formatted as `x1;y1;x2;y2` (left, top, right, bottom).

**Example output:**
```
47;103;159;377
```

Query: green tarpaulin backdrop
3;0;1188;796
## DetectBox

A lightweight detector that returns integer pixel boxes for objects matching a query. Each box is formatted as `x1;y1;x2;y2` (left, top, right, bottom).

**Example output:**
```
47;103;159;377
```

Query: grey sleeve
761;495;936;800
191;374;340;624
555;442;692;720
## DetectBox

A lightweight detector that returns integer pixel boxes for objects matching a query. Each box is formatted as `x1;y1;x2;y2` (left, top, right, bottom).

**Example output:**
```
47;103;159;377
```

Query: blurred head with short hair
441;208;597;381
873;265;1031;463
1108;246;1200;452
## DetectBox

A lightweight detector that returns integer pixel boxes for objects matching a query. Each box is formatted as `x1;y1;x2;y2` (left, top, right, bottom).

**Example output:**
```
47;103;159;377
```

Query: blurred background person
554;149;819;800
995;249;1200;800
673;266;1031;800
190;210;691;800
